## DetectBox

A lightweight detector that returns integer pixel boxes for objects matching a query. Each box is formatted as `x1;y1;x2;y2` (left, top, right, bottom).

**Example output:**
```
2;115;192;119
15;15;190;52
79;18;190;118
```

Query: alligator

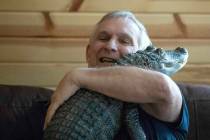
43;45;188;140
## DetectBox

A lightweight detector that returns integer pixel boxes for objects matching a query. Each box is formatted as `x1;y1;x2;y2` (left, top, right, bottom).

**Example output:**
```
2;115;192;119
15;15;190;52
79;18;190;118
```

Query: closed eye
119;38;131;44
97;32;110;42
118;34;133;45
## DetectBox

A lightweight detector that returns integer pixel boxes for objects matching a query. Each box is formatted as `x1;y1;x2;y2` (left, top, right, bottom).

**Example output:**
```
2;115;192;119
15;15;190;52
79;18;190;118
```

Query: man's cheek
120;48;135;56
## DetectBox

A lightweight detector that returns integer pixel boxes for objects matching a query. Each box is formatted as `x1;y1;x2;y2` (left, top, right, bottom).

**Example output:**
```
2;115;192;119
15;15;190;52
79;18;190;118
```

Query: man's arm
44;66;182;128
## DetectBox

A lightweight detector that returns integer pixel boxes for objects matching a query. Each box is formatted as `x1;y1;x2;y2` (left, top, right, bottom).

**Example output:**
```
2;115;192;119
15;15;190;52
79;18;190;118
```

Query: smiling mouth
99;57;117;63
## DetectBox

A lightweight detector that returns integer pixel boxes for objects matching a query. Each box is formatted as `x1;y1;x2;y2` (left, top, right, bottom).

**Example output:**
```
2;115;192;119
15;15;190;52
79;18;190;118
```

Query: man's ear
86;44;90;62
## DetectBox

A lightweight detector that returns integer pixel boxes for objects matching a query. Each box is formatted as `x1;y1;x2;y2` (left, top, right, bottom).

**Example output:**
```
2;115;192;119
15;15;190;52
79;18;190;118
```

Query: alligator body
44;45;188;140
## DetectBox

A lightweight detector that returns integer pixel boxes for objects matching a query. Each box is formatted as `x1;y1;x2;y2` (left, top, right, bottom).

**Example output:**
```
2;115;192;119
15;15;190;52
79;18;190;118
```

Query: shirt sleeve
155;95;190;140
171;95;190;139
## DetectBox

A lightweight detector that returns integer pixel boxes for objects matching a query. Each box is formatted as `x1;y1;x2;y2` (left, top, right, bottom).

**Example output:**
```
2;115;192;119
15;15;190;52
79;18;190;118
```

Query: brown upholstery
0;83;210;140
0;85;52;140
178;83;210;140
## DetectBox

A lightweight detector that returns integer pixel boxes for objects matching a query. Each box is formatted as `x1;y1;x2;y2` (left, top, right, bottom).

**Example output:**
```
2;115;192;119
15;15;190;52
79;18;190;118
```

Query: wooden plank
80;0;149;12
0;12;103;37
0;0;73;11
0;63;209;87
1;0;210;13
136;14;182;38
1;12;210;38
153;39;210;64
180;14;210;38
69;0;84;11
50;13;182;38
49;12;103;37
172;64;210;85
0;12;181;37
0;37;87;62
0;12;48;36
146;1;210;13
0;38;209;63
0;63;87;87
80;0;210;13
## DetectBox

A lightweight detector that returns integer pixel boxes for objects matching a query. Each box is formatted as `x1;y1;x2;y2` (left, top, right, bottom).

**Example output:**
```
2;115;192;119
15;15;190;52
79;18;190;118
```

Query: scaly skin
44;45;188;140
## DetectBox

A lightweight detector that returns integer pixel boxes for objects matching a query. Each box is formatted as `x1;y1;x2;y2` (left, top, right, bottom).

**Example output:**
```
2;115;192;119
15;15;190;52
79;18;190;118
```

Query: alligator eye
155;48;163;55
145;45;155;51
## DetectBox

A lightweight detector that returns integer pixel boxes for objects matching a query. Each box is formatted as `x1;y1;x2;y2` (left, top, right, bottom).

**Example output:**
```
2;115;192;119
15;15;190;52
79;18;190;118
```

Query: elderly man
44;11;189;139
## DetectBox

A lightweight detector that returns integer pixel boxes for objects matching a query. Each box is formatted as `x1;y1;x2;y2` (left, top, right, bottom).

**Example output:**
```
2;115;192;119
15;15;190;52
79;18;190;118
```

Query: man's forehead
95;17;140;37
97;30;132;38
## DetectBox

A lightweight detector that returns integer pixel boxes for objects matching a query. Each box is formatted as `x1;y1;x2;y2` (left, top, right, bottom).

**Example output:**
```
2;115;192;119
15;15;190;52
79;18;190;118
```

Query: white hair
90;10;152;50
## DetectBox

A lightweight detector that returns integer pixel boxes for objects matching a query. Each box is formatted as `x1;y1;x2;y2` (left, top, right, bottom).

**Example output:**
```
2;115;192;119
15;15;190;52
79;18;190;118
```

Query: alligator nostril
175;47;187;53
175;47;181;51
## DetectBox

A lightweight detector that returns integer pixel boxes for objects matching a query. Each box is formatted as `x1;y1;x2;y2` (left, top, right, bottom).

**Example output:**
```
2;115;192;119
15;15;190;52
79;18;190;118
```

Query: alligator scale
44;45;188;140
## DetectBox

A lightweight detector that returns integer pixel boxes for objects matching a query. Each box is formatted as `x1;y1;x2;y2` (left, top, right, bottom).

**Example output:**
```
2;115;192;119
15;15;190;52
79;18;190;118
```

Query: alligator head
115;45;189;76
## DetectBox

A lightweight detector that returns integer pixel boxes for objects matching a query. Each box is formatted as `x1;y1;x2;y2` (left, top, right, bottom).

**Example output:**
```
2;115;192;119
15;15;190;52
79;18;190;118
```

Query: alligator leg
124;103;146;140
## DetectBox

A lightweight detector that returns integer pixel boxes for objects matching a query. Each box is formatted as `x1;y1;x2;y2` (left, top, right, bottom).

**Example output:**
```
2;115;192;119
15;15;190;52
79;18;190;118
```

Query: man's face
86;17;140;67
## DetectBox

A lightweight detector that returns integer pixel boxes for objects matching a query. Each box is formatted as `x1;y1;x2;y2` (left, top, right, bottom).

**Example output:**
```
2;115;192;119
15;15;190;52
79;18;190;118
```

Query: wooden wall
0;0;210;88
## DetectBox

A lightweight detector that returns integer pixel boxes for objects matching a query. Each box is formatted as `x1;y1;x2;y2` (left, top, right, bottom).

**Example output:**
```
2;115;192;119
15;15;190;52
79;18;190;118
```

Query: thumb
43;102;59;130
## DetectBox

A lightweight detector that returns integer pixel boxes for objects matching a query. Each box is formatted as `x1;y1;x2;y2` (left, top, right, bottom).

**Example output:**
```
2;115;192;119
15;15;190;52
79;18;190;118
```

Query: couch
0;82;210;140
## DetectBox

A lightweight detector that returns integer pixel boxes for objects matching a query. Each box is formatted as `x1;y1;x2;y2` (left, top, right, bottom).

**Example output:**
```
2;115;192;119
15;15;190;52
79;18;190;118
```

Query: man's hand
44;71;79;129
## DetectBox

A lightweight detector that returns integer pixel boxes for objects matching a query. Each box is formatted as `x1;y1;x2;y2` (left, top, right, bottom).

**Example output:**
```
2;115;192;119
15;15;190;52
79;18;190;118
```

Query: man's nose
106;40;118;52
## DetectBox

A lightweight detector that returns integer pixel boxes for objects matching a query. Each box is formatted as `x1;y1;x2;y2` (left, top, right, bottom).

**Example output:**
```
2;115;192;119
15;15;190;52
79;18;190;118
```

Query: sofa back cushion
178;83;210;140
0;85;53;140
0;83;210;140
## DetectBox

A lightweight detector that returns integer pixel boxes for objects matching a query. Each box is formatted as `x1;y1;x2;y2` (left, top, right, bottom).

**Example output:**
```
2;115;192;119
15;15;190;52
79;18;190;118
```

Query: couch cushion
0;85;53;140
178;83;210;140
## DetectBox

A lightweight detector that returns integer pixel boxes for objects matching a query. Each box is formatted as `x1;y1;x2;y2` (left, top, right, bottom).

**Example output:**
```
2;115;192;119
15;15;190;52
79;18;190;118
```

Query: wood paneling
136;14;182;38
80;0;148;12
0;63;209;87
1;0;209;13
0;0;209;87
0;38;209;63
49;12;103;37
0;37;209;86
180;14;210;38
153;39;210;64
1;12;209;38
80;0;210;13
172;64;210;85
0;37;87;62
144;0;210;13
0;0;73;12
0;12;48;36
0;63;87;86
50;13;183;38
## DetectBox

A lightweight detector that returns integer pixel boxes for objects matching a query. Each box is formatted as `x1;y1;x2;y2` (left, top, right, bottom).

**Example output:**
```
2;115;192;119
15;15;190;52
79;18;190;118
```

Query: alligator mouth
99;57;117;63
